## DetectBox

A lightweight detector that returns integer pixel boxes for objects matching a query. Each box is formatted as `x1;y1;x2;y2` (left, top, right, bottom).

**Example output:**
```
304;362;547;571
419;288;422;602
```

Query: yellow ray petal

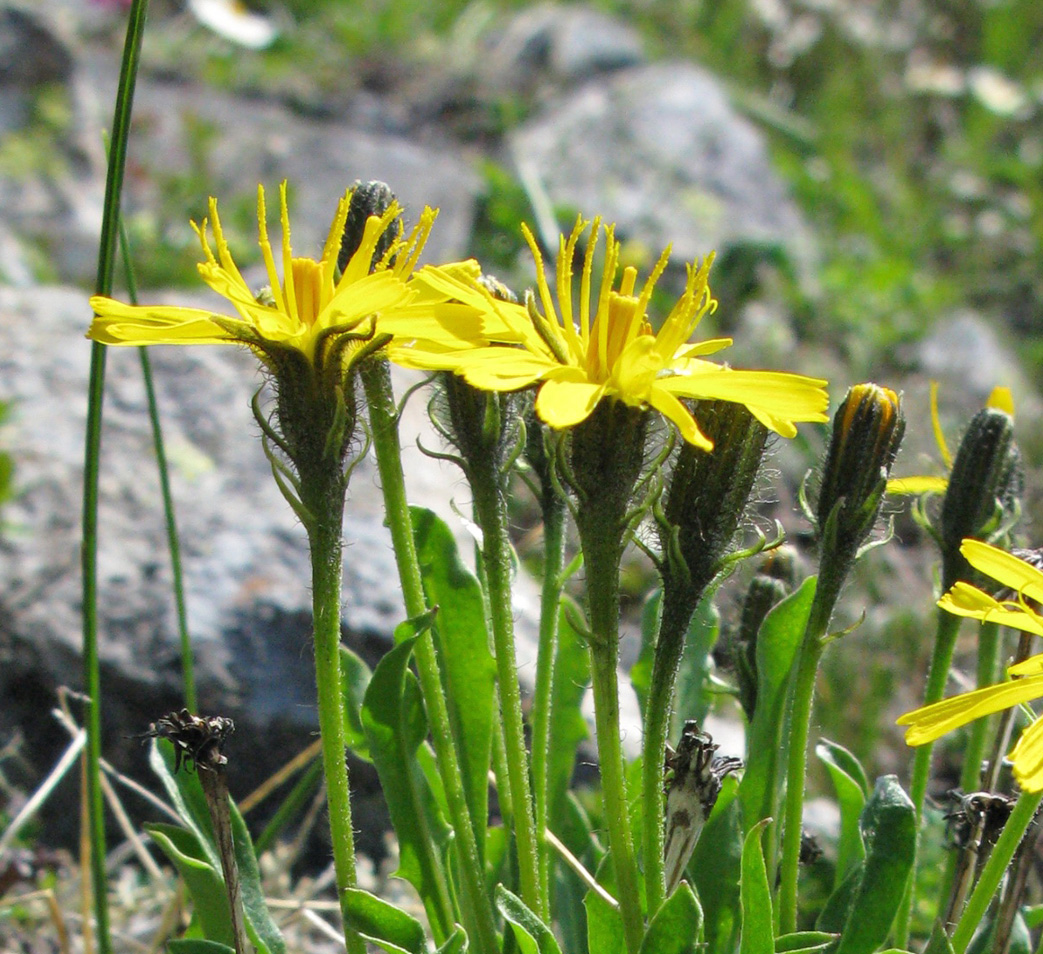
535;378;606;429
897;672;1043;745
1011;717;1043;792
887;476;948;495
961;539;1043;604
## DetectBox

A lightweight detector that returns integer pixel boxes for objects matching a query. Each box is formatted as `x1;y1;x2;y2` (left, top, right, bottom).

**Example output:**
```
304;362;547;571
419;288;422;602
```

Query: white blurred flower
968;65;1030;118
187;0;280;50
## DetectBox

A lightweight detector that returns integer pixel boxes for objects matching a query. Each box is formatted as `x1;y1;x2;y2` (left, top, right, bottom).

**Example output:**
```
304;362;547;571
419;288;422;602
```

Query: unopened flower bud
338;180;398;274
735;548;798;721
940;406;1021;589
816;384;904;566
661;401;769;600
433;274;525;484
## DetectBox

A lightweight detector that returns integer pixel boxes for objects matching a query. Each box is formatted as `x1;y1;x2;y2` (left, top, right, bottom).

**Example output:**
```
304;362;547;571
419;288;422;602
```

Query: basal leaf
690;776;744;954
547;600;591;835
340;645;373;760
412;506;496;856
828;776;916;954
740;819;774;954
146;823;232;948
738;579;816;852
342;887;427;954
816;740;868;887
363;636;454;942
497;885;564;954
640;881;702;954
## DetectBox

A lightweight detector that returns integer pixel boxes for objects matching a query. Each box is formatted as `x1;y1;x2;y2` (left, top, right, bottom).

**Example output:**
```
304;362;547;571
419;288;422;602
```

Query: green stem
951;789;1043;954
360;361;500;954
83;3;151;951
470;468;545;921
777;585;836;935
303;492;365;954
585;542;645;954
894;607;962;946
531;494;567;906
642;590;695;918
961;621;1001;792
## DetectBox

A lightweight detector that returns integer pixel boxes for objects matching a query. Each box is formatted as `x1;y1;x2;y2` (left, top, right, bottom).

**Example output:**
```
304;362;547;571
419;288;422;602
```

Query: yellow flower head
898;538;1043;791
388;217;829;449
89;181;436;372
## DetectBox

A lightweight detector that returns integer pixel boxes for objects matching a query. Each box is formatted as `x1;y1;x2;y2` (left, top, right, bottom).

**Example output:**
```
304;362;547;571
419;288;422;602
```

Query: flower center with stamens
290;258;324;326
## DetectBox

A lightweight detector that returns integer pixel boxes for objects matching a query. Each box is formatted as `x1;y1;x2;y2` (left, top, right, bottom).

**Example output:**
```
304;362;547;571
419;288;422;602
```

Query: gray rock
0;286;498;846
509;62;814;270
1;34;481;285
478;3;645;95
916;310;1030;404
0;285;647;848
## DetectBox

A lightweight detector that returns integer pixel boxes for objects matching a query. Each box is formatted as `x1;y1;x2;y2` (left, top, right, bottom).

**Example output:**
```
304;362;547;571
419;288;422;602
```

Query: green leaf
227;797;286;954
412;506;496;856
632;594;719;729
672;599;721;731
640;882;702;954
148;740;286;954
342;888;427;953
690;776;744;954
167;941;236;954
966;913;1032;954
632;592;661;716
146;823;233;948
740;819;774;954
816;740;868;886
584;884;625;954
776;932;839;954
548;600;592;833
922;920;956;954
738;579;816;842
497;885;564;954
340;645;373;760
362;636;453;942
436;928;469;954
819;776;916;954
1022;904;1043;930
149;739;221;871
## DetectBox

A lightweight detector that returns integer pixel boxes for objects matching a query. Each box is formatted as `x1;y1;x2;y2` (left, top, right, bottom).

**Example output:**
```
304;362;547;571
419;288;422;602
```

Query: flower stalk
524;417;569;905
462;393;546;920
778;384;903;933
645;400;768;915
360;358;500;954
568;400;649;954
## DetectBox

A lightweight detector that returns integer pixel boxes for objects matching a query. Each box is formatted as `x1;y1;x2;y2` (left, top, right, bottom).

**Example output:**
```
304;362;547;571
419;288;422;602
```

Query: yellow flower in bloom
887;383;1014;495
898;538;1043;791
89;181;436;370
387;217;829;449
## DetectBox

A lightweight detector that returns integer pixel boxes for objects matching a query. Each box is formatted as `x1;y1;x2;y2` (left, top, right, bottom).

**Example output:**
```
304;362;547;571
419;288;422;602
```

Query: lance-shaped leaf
816;740;869;887
640;881;702;954
740;819;774;954
412;506;496;856
362;635;453;942
817;776;916;954
738;579;816;841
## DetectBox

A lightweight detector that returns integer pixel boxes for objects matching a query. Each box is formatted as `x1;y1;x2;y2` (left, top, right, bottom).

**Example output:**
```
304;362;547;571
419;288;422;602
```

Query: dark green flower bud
338;180;398;274
660;401;769;601
940;406;1021;589
734;548;798;721
816;384;904;567
431;274;525;486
